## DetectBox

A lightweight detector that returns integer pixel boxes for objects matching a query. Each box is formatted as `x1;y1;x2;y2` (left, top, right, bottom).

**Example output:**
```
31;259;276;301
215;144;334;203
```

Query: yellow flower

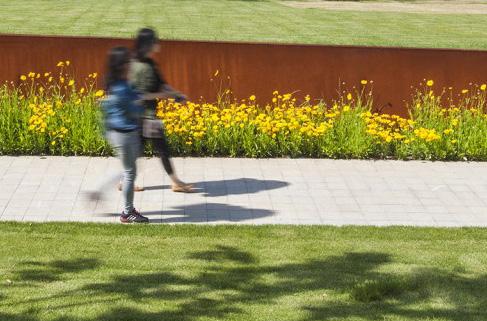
44;72;50;77
68;80;75;86
249;95;256;101
57;61;64;67
346;93;352;101
461;89;468;94
214;70;219;77
361;80;368;85
28;72;35;78
451;140;457;144
80;88;85;94
95;90;105;97
65;60;70;66
20;75;27;81
51;141;56;146
48;77;53;83
426;80;434;87
343;105;350;112
443;129;453;135
92;73;98;78
481;84;486;91
60;77;65;84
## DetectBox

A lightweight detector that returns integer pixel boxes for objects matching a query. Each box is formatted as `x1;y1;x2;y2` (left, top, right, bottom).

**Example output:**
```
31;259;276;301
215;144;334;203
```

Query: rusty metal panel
1;34;487;116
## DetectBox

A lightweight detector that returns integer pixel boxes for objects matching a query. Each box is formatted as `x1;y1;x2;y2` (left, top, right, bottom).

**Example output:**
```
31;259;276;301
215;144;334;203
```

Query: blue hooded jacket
101;80;143;132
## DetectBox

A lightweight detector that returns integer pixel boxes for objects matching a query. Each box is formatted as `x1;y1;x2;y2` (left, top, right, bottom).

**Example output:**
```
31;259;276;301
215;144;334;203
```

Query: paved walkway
283;1;487;15
1;156;486;226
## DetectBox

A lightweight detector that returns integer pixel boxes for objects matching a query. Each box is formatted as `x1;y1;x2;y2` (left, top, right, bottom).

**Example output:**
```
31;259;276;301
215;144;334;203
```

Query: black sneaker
120;209;149;224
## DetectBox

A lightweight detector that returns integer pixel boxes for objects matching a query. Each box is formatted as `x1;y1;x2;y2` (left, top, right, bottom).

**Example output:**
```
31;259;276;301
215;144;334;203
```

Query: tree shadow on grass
188;245;257;264
305;269;487;320
13;258;101;282
4;247;487;321
0;313;40;321
80;247;487;321
75;250;393;321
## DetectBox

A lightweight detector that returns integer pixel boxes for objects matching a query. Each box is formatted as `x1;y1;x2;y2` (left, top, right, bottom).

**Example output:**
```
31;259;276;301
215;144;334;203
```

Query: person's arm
159;83;188;103
140;92;175;100
135;84;187;102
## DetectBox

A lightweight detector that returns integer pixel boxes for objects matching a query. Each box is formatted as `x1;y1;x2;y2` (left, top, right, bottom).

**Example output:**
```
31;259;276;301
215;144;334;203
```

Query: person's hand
174;93;188;103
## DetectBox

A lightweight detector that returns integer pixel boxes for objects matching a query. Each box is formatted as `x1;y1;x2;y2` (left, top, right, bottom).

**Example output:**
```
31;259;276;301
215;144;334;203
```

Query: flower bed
1;63;486;160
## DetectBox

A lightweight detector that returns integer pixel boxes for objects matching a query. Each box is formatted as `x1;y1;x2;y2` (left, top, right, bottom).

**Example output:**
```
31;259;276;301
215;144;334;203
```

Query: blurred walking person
129;27;193;193
93;47;164;223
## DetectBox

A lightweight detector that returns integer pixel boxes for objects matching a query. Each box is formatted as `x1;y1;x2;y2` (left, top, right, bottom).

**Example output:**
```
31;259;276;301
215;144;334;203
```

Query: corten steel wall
1;34;487;115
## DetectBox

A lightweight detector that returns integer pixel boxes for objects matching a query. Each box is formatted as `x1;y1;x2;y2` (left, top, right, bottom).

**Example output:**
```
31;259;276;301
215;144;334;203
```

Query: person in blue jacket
98;46;171;223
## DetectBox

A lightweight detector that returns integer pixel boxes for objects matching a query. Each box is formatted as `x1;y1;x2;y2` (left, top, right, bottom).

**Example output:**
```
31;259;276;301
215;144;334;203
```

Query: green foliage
1;69;486;160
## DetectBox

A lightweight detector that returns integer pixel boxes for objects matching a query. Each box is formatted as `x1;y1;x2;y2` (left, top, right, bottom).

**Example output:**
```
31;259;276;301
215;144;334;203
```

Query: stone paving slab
0;156;486;226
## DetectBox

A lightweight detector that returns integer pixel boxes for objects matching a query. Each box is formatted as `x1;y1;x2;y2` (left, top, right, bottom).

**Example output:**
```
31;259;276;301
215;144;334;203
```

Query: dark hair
105;46;130;91
134;28;158;61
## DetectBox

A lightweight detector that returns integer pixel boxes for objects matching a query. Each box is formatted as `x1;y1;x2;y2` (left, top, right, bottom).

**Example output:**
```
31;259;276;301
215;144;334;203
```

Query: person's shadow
144;178;289;197
96;178;288;222
126;203;273;223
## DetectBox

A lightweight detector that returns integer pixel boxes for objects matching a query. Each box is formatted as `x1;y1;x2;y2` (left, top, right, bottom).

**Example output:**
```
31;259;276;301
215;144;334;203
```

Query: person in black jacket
128;27;193;193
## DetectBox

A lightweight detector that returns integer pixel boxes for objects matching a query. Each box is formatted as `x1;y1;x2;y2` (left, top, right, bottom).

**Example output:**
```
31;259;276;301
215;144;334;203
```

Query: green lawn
1;223;487;321
0;0;487;49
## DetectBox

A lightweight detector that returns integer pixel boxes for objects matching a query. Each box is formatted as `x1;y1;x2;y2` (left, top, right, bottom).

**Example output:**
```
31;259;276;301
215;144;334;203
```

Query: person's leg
117;131;149;223
107;130;136;214
135;135;145;188
89;131;124;201
117;134;144;192
91;165;121;200
151;135;174;175
150;136;192;191
120;133;137;214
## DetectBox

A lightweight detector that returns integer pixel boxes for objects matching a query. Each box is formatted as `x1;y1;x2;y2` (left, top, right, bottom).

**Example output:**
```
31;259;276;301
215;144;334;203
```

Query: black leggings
143;135;174;175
